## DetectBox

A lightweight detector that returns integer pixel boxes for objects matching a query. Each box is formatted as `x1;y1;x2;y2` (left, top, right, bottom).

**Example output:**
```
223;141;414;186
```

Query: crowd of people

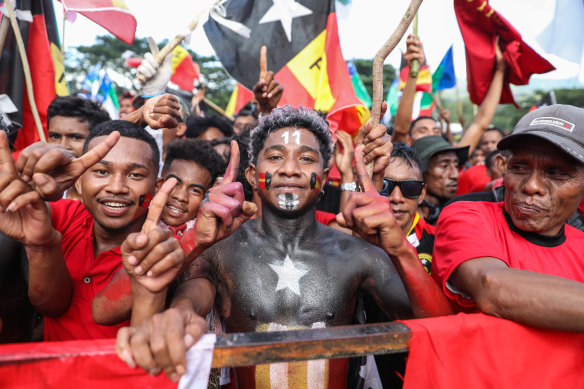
1;33;583;389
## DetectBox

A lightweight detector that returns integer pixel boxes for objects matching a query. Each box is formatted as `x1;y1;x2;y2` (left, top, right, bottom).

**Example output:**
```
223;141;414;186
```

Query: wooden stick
0;16;10;62
136;7;208;84
5;0;46;142
204;97;234;121
366;0;424;175
61;11;65;58
409;13;419;78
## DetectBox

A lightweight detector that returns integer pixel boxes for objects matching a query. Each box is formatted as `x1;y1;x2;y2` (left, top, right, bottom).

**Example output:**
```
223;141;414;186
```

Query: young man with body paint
116;105;452;386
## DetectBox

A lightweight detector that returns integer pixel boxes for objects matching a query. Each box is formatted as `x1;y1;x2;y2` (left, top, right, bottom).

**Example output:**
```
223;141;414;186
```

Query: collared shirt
45;199;128;341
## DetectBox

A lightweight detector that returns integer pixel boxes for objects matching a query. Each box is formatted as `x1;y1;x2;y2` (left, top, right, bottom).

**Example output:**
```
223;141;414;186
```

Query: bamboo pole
136;7;209;84
203;97;234;121
367;0;424;175
5;0;45;142
409;13;419;78
0;16;10;62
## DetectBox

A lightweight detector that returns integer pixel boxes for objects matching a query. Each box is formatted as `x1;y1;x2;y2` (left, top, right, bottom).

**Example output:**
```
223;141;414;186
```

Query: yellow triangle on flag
286;29;336;113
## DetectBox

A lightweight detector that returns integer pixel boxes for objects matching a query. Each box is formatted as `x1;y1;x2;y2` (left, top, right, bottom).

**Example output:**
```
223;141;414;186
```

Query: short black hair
409;115;437;136
132;95;145;110
390;142;422;171
485;149;509;170
47;96;110;130
120;91;135;102
83;120;160;172
249;105;333;168
185;115;235;139
484;126;506;139
236;103;258;119
163;138;225;186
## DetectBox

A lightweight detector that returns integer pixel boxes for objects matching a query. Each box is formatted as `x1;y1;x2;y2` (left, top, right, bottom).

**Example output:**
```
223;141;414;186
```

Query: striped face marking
278;193;299;210
281;130;301;145
310;173;321;192
259;172;272;189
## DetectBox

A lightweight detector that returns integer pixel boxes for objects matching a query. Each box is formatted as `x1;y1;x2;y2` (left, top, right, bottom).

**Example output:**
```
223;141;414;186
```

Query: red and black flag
529;90;557;112
0;0;68;150
204;0;369;136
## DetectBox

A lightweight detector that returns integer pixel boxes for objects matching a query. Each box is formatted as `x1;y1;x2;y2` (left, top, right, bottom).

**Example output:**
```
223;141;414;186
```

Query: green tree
352;58;396;99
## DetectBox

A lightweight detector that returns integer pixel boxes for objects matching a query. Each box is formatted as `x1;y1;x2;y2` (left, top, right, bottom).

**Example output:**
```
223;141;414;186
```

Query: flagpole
136;4;216;84
451;46;464;134
4;0;46;142
61;10;66;58
409;13;419;78
368;0;424;175
203;97;234;121
0;16;10;62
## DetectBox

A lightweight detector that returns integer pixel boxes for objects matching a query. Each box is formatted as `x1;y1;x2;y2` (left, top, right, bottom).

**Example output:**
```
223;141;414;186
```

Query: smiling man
116;105;451;386
0;120;178;341
433;105;584;331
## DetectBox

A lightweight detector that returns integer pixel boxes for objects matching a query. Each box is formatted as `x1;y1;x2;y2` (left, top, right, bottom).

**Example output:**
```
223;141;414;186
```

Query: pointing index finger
259;45;267;81
0;131;17;176
354;146;376;194
73;131;120;174
142;178;177;233
221;140;240;185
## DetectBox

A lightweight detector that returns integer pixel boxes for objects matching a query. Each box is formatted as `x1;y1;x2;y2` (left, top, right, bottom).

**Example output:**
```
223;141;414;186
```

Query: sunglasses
382;178;425;199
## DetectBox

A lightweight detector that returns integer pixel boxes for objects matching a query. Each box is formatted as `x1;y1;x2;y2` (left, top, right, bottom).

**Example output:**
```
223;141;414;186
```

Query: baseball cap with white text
498;104;584;164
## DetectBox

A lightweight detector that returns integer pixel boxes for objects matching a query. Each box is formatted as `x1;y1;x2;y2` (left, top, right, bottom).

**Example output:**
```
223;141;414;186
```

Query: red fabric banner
402;313;584;389
454;0;555;106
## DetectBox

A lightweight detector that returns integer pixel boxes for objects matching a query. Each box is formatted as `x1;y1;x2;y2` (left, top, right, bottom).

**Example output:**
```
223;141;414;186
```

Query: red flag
169;46;200;92
454;0;555;106
58;0;136;44
0;0;68;150
225;83;254;118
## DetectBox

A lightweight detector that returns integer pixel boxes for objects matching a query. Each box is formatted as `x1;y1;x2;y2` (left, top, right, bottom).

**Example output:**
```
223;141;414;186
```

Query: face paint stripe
259;172;272;190
310;173;321;193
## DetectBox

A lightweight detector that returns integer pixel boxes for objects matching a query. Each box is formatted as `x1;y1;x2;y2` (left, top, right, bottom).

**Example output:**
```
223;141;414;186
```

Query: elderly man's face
504;137;584;236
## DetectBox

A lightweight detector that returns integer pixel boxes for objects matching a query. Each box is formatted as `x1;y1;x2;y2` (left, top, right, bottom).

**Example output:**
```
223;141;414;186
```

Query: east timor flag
398;53;432;93
204;0;369;136
0;0;68;150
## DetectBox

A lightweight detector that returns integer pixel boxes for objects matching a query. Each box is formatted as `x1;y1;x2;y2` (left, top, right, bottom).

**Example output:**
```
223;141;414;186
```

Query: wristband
141;92;165;99
340;182;358;192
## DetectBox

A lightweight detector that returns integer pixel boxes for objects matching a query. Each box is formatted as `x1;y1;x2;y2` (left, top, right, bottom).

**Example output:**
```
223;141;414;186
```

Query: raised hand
334;130;355;180
337;146;408;257
15;131;120;201
0;132;57;246
252;45;283;115
143;93;181;130
121;178;184;294
355;101;392;189
183;140;257;252
404;34;425;70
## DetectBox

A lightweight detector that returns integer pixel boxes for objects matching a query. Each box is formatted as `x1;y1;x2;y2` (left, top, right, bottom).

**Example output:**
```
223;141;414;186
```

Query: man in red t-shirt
434;104;584;331
0;120;181;341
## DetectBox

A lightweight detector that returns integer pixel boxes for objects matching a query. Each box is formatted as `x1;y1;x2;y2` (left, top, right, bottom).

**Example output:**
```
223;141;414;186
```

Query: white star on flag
258;0;312;42
269;255;308;296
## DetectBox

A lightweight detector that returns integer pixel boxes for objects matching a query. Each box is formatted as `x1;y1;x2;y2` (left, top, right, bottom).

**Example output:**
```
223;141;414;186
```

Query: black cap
412;135;469;172
498;104;584;164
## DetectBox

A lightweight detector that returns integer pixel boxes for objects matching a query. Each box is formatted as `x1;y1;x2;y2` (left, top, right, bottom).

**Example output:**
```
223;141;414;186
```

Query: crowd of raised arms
1;34;583;389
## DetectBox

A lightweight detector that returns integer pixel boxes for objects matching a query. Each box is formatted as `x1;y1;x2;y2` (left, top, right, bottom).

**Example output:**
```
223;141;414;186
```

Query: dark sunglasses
381;178;425;199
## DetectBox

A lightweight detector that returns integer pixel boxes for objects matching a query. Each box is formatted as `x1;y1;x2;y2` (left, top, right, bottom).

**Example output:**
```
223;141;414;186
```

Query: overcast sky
54;0;583;84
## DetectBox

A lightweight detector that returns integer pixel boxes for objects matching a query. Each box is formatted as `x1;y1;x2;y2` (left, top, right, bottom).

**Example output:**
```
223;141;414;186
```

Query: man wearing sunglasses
379;143;433;273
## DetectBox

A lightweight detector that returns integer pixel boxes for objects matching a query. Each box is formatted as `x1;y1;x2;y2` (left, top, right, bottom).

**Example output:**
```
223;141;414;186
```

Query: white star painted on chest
258;0;312;42
269;254;308;296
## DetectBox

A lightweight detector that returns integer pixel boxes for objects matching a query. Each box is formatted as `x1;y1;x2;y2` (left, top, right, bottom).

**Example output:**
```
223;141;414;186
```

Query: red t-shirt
432;201;584;308
46;199;129;341
456;164;491;196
